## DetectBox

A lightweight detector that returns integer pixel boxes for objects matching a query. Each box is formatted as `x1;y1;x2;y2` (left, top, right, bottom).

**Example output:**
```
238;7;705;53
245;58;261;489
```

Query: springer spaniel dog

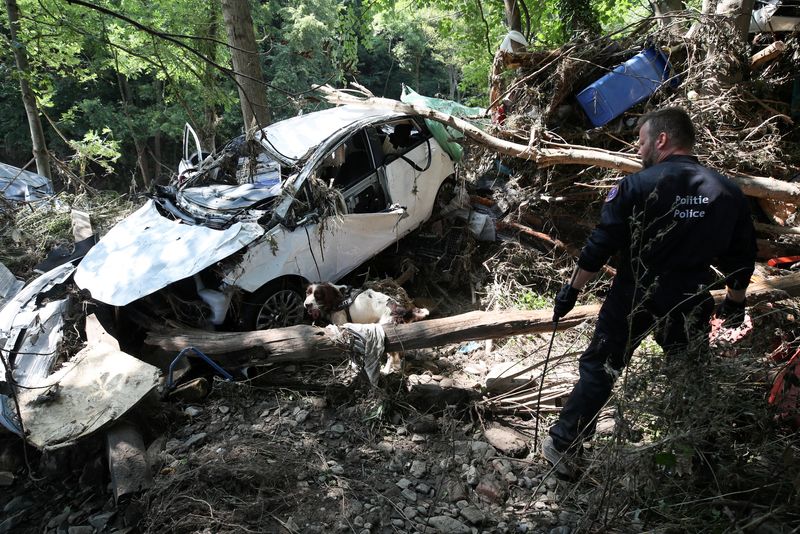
304;282;430;374
304;282;429;326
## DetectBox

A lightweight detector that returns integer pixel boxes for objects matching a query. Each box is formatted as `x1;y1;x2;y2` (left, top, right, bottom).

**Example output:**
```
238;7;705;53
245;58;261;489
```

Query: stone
182;433;207;449
410;460;427;478
3;495;32;513
417;483;432;495
396;478;412;489
0;471;13;486
470;441;496;462
68;527;94;534
218;405;230;414
330;423;345;434
411;434;427;443
295;410;309;423
88;511;115;531
184;406;203;417
401;488;418;502
403;506;418;519
465;465;480;486
459;505;485;525
427;515;471;534
485;361;537;393
392;519;405;527
549;527;571;534
443;477;468;502
484;426;528;458
475;475;507;503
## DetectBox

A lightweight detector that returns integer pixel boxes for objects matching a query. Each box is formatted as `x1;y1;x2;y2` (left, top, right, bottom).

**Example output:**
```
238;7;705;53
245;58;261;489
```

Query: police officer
542;107;757;476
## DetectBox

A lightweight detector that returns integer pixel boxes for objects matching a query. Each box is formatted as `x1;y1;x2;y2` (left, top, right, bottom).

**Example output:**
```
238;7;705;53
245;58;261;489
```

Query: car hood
74;200;264;306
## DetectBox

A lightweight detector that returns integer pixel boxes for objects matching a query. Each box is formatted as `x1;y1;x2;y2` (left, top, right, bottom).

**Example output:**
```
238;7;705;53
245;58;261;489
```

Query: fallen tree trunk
145;272;800;363
317;85;800;204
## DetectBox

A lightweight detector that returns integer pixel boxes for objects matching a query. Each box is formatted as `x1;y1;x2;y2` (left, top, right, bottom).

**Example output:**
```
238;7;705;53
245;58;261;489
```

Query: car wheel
242;280;306;330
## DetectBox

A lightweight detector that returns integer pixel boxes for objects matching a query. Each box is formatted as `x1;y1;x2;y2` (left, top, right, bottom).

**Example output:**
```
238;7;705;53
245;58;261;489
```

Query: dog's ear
315;283;340;311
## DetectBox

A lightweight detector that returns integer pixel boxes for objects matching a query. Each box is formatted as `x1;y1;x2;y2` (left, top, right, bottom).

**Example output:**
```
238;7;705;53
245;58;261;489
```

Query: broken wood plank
70;209;93;241
754;222;800;237
106;421;153;502
750;41;785;70
145;272;800;362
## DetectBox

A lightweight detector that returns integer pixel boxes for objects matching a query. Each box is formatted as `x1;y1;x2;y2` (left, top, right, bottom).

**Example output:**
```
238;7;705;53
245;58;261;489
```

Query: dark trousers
549;278;714;452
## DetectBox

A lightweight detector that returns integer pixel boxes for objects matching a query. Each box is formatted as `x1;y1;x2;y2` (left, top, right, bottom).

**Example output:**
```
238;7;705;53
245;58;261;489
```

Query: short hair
637;107;695;150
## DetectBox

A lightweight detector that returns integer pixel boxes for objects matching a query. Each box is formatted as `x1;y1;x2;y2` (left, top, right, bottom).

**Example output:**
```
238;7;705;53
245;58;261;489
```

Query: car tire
241;280;306;331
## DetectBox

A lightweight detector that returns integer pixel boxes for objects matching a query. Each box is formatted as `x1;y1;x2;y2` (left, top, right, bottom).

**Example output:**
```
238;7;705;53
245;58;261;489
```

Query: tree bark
5;0;51;179
715;0;756;44
651;0;685;27
145;272;800;362
221;0;270;132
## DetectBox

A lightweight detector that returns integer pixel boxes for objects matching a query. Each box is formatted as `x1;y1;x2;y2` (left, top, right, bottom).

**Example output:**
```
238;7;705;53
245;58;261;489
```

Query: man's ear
655;131;668;150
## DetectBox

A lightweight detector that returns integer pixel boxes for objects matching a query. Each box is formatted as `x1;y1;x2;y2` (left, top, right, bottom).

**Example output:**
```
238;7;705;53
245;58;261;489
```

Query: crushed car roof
257;105;404;163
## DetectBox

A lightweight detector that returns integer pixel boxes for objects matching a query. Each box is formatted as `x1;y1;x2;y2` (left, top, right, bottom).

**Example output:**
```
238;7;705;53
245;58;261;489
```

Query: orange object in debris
767;256;800;268
768;348;800;429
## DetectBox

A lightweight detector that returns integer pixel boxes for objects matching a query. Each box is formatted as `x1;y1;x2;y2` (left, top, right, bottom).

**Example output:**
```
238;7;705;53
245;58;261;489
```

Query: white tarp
74;200;264;305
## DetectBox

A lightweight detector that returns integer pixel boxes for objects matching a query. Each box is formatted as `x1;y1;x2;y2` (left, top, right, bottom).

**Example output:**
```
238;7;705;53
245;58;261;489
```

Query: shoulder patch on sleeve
605;185;619;203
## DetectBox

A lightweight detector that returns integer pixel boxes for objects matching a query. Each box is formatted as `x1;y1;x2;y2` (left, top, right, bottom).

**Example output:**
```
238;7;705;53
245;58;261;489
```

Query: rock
459;505;485;525
47;509;71;529
410;460;427;478
484;426;529;458
408;416;438;434
396;478;412;489
443;477;468;502
403;506;418;519
88;511;115;531
411;434;427;443
295;410;309;423
470;441;496;462
401;488;418;502
549;527;571;534
439;377;455;388
427;515;471;533
465;465;480;486
329;423;345;434
475;475;507;503
67;527;94;534
182;433;207;449
0;471;13;486
544;476;558;491
218;405;230;414
416;483;432;495
3;495;32;513
0;511;25;534
184;406;203;417
485;362;537;393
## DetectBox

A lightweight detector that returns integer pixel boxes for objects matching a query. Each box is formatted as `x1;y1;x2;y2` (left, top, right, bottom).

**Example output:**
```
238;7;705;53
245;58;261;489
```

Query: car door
315;129;408;281
376;119;440;234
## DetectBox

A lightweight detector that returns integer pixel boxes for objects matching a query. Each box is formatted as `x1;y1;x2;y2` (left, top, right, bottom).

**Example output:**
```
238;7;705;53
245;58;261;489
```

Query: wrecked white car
75;105;456;330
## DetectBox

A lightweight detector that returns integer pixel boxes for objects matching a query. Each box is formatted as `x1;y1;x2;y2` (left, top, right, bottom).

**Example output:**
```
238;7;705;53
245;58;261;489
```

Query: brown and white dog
304;282;429;326
304;282;429;373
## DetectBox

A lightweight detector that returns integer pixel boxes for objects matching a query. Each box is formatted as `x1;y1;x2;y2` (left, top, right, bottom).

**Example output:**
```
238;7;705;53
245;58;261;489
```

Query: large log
145;272;800;363
317;85;800;203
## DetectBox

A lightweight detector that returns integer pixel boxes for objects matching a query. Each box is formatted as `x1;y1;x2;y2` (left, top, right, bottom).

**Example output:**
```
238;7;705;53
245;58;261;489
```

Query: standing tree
4;0;51;178
558;0;601;39
221;0;270;131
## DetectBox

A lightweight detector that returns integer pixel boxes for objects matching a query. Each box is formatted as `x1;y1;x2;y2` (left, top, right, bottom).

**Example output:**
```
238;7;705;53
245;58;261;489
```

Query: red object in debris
768;347;800;428
493;104;506;125
767;255;800;268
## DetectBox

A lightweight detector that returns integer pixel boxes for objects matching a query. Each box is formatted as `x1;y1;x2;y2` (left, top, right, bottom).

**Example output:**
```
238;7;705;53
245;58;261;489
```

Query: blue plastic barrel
576;48;676;127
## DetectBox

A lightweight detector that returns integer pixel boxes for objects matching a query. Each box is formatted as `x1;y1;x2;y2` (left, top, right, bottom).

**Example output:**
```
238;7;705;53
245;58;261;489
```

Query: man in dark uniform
542;107;757;476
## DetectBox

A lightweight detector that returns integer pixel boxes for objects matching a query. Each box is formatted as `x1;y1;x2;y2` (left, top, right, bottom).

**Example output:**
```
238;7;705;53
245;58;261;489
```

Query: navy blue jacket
578;155;756;294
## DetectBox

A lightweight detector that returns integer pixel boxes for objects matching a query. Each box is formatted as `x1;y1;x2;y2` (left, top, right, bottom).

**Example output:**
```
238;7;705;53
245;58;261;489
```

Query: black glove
553;283;580;322
715;296;746;328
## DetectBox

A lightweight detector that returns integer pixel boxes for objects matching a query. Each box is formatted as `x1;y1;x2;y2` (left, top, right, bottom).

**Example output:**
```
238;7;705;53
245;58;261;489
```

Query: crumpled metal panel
74;200;264;306
258;105;403;163
0;263;76;435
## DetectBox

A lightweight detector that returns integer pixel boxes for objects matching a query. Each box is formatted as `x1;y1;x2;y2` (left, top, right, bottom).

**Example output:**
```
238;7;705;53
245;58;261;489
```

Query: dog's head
304;282;343;320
